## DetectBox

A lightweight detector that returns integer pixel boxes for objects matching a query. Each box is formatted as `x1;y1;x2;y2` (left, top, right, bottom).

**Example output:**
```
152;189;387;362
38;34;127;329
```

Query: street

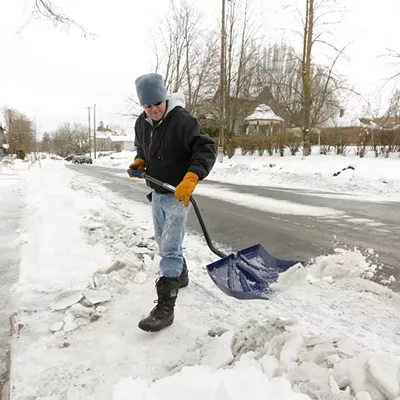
67;164;400;291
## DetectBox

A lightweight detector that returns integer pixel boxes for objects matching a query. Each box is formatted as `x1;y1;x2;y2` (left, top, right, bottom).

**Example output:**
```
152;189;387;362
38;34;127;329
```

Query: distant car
72;155;93;164
64;155;75;161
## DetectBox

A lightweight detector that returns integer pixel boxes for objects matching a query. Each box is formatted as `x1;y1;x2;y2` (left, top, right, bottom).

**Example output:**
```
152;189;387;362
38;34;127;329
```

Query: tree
48;122;90;156
224;0;261;151
40;132;52;154
151;0;218;114
300;0;349;156
31;0;88;35
2;108;35;155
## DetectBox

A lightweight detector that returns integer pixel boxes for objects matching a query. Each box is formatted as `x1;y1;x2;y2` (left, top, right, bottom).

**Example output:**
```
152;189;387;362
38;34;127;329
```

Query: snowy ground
4;160;400;400
0;158;31;396
93;147;400;201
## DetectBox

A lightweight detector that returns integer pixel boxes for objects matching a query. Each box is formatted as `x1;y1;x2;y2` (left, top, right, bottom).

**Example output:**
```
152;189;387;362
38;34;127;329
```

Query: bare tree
150;0;217;114
31;0;89;35
301;0;314;156
222;0;263;154
2;108;35;155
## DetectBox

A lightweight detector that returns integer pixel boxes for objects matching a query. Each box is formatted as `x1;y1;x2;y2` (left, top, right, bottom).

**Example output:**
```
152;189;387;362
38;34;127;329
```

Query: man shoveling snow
129;73;217;332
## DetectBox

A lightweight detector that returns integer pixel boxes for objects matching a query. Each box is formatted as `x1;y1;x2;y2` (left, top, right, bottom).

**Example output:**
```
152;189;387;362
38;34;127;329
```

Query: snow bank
94;151;134;168
15;159;112;307
114;317;400;400
113;363;311;400
209;149;400;198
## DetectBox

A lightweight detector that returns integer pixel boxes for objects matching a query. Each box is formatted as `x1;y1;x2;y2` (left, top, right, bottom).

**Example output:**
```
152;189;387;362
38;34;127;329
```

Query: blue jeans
152;192;190;278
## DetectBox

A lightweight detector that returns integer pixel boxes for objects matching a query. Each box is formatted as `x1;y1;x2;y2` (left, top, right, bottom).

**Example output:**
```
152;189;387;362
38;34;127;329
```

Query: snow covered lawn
93;148;400;200
5;160;400;400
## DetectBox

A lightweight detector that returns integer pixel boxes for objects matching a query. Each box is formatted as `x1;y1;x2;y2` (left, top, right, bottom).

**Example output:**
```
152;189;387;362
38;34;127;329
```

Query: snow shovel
127;169;306;300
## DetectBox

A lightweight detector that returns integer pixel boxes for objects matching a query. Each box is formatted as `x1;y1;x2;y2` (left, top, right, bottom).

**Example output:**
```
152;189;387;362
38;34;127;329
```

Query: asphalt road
67;164;400;290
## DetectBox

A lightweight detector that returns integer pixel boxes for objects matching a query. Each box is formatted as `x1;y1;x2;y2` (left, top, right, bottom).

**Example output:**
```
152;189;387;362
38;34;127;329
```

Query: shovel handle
127;169;226;258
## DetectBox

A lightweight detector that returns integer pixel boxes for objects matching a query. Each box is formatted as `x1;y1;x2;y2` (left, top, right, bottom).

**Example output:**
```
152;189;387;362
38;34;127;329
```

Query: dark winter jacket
134;93;217;193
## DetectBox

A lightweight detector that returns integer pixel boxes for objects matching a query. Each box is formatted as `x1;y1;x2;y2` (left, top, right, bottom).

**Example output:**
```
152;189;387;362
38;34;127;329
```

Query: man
129;73;217;332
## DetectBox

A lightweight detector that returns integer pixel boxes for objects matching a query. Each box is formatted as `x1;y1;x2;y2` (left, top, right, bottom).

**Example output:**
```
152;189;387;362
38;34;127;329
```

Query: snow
92;147;400;200
4;159;400;400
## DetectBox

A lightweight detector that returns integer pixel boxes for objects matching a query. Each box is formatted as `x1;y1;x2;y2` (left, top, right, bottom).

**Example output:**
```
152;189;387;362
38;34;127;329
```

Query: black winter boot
138;277;180;332
179;257;189;288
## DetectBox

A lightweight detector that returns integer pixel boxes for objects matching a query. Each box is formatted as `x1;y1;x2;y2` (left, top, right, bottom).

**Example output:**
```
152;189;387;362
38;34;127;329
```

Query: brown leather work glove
175;172;199;207
128;158;145;178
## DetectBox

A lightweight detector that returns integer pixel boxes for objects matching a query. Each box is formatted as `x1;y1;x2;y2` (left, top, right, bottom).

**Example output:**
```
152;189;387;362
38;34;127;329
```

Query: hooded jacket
134;93;217;193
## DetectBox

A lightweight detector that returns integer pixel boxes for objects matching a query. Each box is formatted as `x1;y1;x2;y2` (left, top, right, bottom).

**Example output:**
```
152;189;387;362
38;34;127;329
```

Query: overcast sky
1;0;399;137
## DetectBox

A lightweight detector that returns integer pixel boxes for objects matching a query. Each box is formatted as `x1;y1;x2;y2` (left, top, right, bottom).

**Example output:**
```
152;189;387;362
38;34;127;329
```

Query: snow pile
209;150;400;197
0;157;31;173
273;248;379;289
94;151;134;168
114;363;311;400
114;317;400;400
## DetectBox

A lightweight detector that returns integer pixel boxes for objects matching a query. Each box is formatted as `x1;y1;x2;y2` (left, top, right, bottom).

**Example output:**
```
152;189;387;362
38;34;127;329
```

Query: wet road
67;164;400;290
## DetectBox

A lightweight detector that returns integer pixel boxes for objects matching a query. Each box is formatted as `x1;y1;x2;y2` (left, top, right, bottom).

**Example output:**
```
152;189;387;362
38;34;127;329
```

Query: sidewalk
0;162;28;399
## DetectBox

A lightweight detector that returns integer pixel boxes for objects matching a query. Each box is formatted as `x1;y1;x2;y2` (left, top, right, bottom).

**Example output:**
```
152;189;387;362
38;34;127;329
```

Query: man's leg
159;194;190;278
138;193;188;332
151;192;164;249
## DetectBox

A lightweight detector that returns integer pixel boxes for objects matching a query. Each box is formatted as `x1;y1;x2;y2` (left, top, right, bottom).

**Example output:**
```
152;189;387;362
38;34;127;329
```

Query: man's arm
183;116;217;180
134;119;145;161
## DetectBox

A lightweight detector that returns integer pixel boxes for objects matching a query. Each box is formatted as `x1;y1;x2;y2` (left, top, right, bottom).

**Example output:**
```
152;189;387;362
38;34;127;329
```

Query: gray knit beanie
135;73;168;106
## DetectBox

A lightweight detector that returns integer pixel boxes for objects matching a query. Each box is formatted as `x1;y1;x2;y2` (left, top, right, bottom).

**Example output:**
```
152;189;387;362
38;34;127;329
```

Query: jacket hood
143;92;186;125
165;92;186;116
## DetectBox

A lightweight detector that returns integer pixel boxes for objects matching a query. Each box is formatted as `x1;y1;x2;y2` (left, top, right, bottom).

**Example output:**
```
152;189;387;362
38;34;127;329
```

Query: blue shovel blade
206;244;305;300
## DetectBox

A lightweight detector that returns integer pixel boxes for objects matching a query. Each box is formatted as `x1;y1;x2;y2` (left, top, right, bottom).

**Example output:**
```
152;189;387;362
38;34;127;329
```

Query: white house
244;104;285;135
109;135;135;151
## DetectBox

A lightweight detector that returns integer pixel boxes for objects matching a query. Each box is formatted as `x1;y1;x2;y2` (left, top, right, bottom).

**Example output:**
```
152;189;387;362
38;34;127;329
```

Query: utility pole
87;107;92;157
8;109;13;156
93;104;97;159
34;119;41;168
218;0;226;163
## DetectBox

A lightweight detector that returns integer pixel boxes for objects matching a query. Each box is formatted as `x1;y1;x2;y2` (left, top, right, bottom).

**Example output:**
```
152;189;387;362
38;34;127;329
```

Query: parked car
72;155;93;164
64;155;75;161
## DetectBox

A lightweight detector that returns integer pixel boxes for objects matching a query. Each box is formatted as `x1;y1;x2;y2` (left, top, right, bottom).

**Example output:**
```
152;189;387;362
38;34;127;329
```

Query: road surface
67;164;400;290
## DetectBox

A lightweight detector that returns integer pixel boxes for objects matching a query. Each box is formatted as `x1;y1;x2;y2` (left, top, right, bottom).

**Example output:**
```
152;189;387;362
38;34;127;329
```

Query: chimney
339;108;345;118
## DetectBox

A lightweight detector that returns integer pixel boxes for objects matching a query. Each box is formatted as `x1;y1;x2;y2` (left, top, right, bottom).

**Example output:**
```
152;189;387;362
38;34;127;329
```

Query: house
91;130;135;152
244;104;285;136
93;131;112;151
322;108;376;129
109;135;135;151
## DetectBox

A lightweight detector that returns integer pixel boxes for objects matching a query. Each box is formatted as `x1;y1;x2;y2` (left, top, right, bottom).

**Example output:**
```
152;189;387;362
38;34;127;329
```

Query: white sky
1;0;399;137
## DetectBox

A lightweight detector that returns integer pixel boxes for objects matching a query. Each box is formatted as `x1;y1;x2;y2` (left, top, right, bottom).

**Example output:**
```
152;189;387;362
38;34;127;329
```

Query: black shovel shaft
133;172;226;259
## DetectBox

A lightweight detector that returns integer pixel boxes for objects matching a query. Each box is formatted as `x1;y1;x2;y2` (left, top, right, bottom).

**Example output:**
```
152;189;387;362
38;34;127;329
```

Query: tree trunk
302;0;313;157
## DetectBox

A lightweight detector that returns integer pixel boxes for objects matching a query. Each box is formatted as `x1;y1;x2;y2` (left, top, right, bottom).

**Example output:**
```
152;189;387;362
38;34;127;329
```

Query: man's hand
128;158;145;177
175;172;199;207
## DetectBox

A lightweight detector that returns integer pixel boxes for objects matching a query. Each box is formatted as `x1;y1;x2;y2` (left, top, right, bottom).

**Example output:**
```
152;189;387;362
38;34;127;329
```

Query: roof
109;135;135;142
323;113;362;128
245;104;284;123
95;131;110;139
